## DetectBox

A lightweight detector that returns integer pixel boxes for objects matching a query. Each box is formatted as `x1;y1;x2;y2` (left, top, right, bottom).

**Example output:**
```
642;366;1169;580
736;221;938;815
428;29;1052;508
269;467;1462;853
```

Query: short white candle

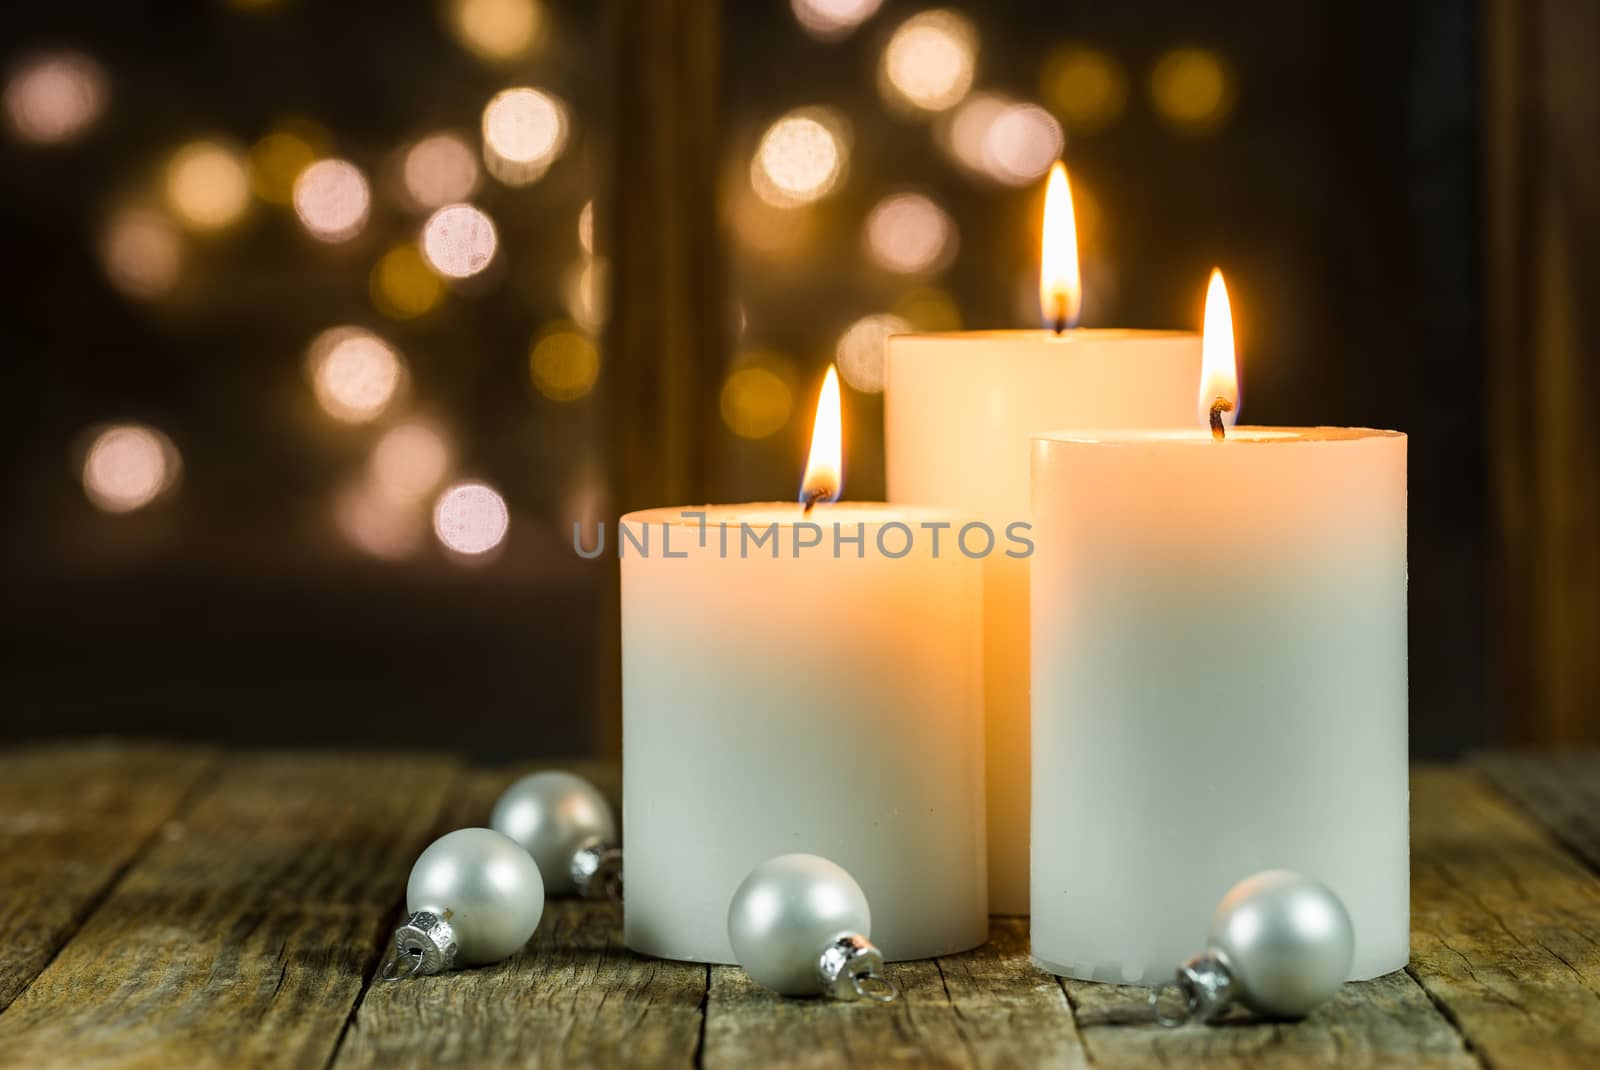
885;162;1201;913
1028;271;1409;983
622;370;988;963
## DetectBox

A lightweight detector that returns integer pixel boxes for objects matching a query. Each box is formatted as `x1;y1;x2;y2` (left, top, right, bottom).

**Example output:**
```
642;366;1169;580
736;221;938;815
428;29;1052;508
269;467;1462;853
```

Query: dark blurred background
2;0;1594;756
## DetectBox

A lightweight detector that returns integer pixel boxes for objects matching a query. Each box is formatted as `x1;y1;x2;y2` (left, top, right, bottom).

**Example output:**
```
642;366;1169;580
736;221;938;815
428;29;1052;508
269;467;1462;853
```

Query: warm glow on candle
1039;161;1082;332
800;365;843;507
1198;267;1239;433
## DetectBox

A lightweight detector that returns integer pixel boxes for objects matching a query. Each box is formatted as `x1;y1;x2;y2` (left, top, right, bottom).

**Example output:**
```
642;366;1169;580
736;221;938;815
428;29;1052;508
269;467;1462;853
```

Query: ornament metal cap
381;910;459;981
569;840;623;902
817;934;899;1003
1150;950;1236;1026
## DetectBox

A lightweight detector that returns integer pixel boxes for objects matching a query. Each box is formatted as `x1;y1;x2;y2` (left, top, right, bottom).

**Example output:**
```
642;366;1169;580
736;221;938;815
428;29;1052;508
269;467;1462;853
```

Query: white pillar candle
1028;271;1409;983
621;369;988;963
886;330;1198;916
886;164;1201;915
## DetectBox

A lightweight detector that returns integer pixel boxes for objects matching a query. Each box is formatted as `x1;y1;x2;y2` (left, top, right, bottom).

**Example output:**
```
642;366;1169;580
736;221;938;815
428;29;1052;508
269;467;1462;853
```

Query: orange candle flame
799;365;843;508
1198;267;1240;433
1039;161;1082;332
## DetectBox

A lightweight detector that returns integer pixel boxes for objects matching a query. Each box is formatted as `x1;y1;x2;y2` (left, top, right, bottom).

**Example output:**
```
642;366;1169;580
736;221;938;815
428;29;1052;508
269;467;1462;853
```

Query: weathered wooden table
1;743;1597;1069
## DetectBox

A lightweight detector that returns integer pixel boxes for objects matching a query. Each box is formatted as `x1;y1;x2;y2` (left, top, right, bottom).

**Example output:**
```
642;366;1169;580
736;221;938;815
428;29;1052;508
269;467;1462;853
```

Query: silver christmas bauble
1207;870;1354;1018
490;771;618;896
727;854;873;997
406;828;545;966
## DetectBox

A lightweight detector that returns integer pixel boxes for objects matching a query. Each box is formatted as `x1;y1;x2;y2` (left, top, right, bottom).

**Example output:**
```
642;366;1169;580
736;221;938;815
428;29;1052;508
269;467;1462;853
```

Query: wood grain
1475;751;1600;872
1409;767;1600;1069
0;751;458;1070
1065;969;1476;1069
0;741;214;1011
333;766;704;1070
704;918;1084;1069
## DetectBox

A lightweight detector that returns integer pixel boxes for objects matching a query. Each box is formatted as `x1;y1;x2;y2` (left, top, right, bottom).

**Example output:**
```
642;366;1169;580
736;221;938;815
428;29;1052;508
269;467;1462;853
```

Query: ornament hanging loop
851;970;900;1004
380;949;425;983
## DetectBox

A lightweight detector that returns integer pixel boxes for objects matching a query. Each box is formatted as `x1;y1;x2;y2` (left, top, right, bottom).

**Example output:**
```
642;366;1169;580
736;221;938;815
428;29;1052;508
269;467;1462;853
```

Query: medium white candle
1028;271;1409;983
885;162;1201;914
622;370;988;963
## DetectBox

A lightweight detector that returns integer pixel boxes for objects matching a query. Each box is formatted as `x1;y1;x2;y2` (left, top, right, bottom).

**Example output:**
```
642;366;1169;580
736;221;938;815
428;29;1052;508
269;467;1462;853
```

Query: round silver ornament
490;771;621;899
727;853;898;1002
383;828;546;979
1152;869;1355;1025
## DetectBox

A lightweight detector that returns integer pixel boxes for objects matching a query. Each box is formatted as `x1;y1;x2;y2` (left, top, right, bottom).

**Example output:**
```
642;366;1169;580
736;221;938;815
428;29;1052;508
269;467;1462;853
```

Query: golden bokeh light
334;481;424;561
720;355;795;439
482;87;567;186
421;202;498;279
165;140;251;231
529;322;600;402
864;193;955;275
101;207;183;300
370;421;453;505
835;314;911;394
370;244;446;319
1150;47;1235;133
751;109;848;207
306;327;405;424
1040;45;1128;134
981;102;1063;186
577;200;594;254
433;481;510;556
293;158;371;243
446;0;544;63
248;120;327;204
403;132;480;211
893;286;962;331
791;0;883;40
879;10;976;114
560;257;608;332
4;51;107;145
81;424;180;513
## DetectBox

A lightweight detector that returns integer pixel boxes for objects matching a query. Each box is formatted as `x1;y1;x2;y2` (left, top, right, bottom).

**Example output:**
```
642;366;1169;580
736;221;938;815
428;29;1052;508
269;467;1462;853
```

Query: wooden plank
332;766;704;1070
0;741;214;1012
1474;750;1600;872
1409;766;1600;1069
704;918;1085;1069
1064;969;1475;1069
0;751;458;1070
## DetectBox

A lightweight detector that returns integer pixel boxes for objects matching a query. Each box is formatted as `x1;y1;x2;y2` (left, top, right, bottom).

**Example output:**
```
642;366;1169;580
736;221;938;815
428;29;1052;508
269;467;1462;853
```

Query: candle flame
1039;160;1082;331
1198;267;1239;430
800;365;843;507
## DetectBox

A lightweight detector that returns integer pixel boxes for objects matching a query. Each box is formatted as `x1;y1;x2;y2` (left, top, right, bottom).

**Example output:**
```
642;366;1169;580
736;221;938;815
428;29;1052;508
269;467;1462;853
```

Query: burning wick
1209;397;1234;441
1050;295;1070;337
800;485;834;515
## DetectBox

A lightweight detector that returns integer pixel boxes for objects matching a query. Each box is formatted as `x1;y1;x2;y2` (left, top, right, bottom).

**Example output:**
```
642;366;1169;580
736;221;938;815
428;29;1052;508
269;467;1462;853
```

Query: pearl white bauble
727;853;871;996
406;828;545;965
1209;870;1355;1018
490;771;617;895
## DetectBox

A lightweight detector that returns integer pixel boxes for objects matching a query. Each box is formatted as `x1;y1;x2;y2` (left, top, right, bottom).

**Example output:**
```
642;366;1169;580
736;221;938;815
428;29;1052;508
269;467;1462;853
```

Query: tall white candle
885;161;1201;914
622;370;988;963
1028;271;1409;983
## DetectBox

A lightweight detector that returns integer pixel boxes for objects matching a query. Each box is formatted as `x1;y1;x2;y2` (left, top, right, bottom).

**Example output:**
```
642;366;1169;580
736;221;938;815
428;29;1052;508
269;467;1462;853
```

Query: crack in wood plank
328;765;702;1070
0;750;457;1070
0;741;216;1015
1408;767;1600;1069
